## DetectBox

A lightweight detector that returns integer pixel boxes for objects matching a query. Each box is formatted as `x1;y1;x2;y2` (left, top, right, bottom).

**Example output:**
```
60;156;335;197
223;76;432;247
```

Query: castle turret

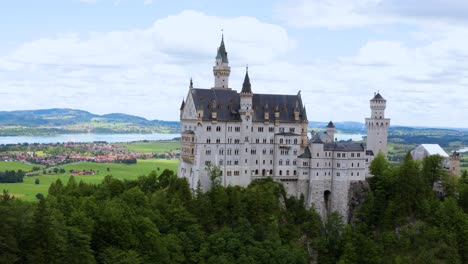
239;67;253;185
324;121;336;143
365;92;390;156
213;35;231;89
449;152;461;176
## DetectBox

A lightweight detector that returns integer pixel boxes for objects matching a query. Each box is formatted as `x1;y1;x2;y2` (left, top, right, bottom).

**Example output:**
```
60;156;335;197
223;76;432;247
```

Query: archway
324;190;331;215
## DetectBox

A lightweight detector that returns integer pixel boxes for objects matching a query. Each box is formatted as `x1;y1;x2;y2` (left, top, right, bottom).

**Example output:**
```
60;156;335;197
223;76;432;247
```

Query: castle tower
213;35;231;89
325;121;336;143
449;152;461;176
239;67;253;185
365;93;390;156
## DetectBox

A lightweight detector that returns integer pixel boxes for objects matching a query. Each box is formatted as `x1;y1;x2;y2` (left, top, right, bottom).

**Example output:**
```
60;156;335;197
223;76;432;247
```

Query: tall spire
216;35;229;63
189;78;193;89
241;65;252;94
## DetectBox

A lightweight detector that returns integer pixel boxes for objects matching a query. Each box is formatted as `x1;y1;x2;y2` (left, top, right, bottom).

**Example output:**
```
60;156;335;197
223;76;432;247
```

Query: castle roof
189;88;306;123
216;36;229;63
327;121;335;128
371;93;385;101
324;142;365;152
241;68;252;94
298;147;311;158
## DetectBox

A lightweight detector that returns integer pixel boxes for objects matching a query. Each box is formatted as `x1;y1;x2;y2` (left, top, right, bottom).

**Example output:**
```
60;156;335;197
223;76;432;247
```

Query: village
0;141;180;168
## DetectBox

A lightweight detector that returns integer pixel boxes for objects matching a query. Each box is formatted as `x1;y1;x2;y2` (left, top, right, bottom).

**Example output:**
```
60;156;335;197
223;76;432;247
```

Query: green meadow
118;140;180;154
0;159;179;201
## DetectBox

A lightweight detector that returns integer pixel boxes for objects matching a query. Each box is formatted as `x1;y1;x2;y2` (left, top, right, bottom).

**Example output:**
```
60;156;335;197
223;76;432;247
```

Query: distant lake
457;147;468;153
0;133;364;145
0;133;180;145
335;134;365;141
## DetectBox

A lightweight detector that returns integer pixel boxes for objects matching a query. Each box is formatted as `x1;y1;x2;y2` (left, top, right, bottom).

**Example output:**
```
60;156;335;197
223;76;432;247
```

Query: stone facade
178;37;390;221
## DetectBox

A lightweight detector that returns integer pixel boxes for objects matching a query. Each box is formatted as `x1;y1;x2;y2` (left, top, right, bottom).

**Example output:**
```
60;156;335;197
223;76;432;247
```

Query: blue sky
1;0;467;127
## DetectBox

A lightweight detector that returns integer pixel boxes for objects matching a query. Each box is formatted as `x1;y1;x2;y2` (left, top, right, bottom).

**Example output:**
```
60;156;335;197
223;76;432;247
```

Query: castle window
352;163;354;167
219;160;223;166
216;138;220;144
279;160;283;165
337;153;341;158
206;138;211;144
342;153;346;157
279;170;282;176
235;126;240;132
216;126;221;132
205;161;211;166
279;127;285;133
255;169;258;175
357;163;360;167
269;127;274;132
235;139;240;144
256;138;260;143
219;149;224;155
263;149;267;155
207;126;212;132
227;171;232;176
234;149;239;155
351;172;354;176
205;149;211;155
286;160;290;165
317;153;319;157
234;160;239;165
293;160;296;165
270;139;274;144
357;172;360;176
351;153;355;157
286;170;290;176
316;172;318;176
258;127;264;132
280;138;284;144
227;160;231;165
294;139;298;144
227;149;232;155
270;169;273;175
263;139;267;143
289;127;295;132
263;160;265;164
357;153;361;157
317;163;319;167
337;163;340;168
270;149;274;155
293;170;297;175
337;172;340;176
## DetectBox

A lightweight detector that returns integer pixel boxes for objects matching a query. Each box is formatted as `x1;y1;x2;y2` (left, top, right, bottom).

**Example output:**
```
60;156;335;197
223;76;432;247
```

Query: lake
0;133;180;145
457;147;468;153
0;133;364;145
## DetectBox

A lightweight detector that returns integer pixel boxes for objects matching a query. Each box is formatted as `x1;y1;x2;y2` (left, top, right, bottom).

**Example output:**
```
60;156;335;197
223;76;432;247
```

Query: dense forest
1;154;467;264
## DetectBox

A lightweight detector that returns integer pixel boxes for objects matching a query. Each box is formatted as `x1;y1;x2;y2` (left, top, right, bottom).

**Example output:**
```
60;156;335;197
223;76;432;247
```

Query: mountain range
0;108;466;136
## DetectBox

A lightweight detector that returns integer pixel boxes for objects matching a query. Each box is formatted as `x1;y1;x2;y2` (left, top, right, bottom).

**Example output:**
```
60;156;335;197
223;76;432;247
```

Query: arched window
279;159;283;165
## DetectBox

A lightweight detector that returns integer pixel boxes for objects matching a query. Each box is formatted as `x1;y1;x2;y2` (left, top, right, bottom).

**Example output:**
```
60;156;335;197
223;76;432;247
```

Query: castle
178;36;390;220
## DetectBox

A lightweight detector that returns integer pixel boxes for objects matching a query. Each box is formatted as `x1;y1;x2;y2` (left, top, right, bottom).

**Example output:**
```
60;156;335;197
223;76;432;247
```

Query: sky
0;0;467;127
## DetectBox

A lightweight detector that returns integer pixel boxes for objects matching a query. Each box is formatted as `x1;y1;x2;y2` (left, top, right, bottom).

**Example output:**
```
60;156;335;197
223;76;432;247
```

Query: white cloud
79;0;98;3
0;10;294;121
143;0;154;5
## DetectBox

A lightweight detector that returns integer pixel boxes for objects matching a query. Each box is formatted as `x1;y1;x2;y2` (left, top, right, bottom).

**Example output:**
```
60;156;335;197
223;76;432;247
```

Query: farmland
0;159;179;201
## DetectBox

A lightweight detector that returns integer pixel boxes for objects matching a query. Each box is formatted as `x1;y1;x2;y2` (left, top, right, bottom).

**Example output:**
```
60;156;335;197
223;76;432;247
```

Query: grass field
0;159;179;201
0;161;38;171
118;140;180;154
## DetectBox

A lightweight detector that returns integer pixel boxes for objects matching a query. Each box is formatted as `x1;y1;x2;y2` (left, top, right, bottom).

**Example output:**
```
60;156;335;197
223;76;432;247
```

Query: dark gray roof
182;130;195;134
366;150;374;156
311;134;324;144
298;147;311;158
371;93;385;101
327;121;335;128
275;132;300;136
241;69;252;94
180;99;185;110
190;88;306;123
324;142;365;151
216;37;229;63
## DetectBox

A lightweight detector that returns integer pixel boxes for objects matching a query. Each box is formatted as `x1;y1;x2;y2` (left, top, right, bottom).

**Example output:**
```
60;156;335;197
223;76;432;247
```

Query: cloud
0;10;294;121
275;0;468;29
79;0;98;3
143;0;154;5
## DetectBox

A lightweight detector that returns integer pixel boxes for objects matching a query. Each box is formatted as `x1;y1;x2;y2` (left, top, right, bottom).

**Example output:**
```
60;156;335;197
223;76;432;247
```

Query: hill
0;109;179;136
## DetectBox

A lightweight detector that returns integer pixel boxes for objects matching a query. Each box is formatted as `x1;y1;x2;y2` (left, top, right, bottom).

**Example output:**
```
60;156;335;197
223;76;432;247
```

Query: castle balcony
279;145;291;149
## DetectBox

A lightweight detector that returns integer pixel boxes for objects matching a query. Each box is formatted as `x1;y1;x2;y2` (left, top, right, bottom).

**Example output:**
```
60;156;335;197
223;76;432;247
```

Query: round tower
365;92;390;157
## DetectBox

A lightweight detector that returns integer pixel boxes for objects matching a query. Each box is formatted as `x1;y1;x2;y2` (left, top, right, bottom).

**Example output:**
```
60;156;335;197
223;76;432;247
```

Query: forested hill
0;109;179;135
1;155;467;263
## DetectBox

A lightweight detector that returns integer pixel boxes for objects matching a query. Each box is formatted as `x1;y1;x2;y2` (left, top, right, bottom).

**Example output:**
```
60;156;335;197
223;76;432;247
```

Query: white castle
178;36;390;220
